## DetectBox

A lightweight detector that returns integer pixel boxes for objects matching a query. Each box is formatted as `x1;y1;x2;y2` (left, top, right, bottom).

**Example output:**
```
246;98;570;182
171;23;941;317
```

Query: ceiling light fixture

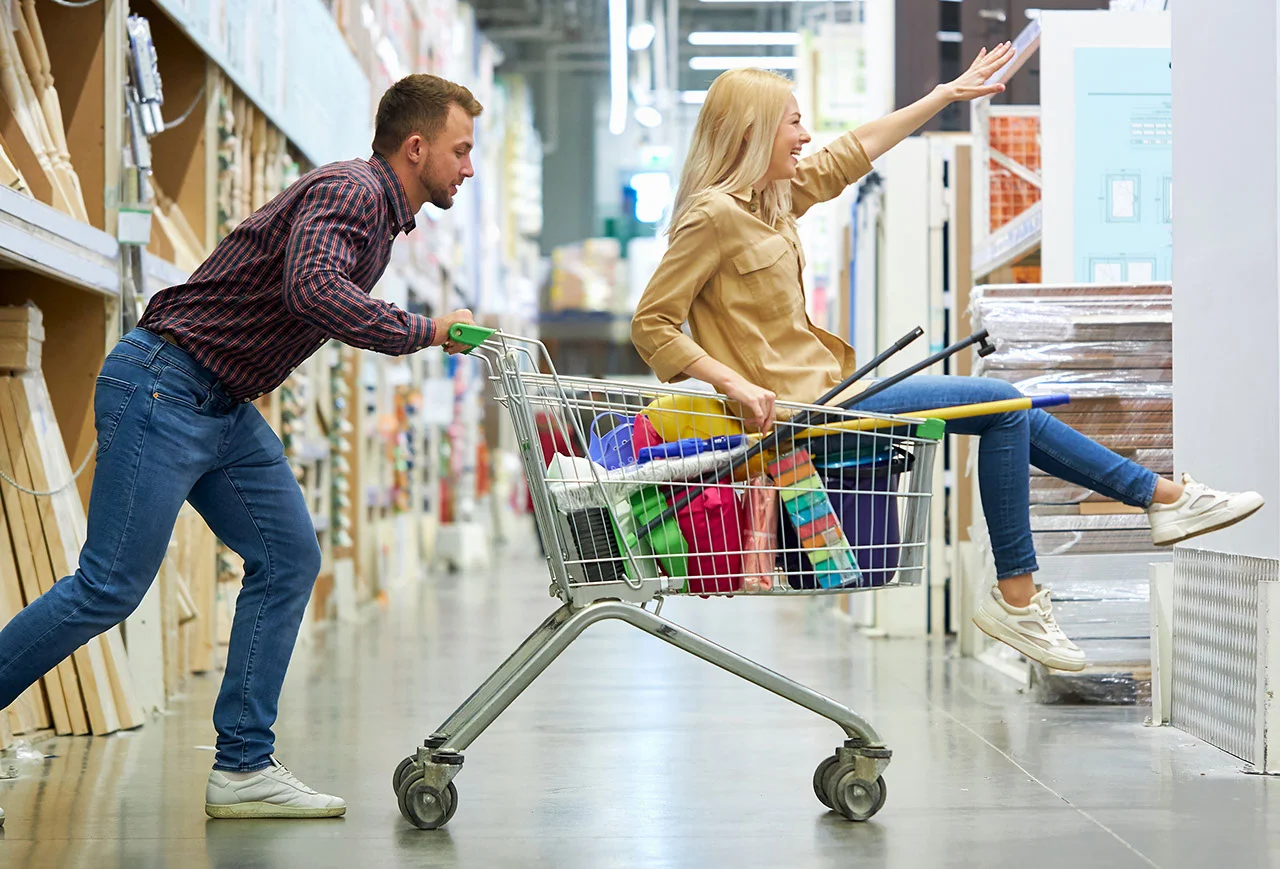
689;56;799;71
688;31;801;46
628;21;657;51
609;0;627;134
635;106;663;127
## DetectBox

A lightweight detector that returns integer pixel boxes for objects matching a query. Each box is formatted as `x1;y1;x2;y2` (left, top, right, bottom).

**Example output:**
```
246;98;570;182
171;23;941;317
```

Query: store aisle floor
1;533;1276;869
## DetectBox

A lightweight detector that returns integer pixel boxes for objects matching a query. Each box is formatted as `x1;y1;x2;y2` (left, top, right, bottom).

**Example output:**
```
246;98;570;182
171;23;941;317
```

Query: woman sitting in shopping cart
631;44;1263;672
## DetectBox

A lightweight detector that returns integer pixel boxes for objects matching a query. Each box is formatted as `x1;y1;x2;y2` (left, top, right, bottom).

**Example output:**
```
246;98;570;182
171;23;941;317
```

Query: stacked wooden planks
0;0;88;216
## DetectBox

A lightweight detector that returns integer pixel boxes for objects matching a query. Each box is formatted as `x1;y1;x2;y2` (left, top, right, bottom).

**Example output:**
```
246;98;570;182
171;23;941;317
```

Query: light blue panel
1073;47;1173;283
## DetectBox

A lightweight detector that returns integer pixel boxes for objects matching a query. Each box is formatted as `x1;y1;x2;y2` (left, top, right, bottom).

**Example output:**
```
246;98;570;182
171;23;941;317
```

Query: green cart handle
447;323;497;353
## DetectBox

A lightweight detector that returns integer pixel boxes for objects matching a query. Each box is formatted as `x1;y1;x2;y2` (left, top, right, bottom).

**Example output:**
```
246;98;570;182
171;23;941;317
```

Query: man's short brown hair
372;74;483;156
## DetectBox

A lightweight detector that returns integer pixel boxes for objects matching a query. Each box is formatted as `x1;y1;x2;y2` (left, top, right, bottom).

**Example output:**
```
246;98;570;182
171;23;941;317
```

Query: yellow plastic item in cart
638;394;773;479
638;394;744;442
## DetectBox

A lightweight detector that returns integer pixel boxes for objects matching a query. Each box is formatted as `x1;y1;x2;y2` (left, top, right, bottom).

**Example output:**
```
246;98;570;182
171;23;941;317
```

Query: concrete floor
1;536;1277;869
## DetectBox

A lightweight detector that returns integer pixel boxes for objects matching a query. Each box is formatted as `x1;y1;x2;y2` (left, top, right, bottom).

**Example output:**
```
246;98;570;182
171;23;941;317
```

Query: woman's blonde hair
668;67;795;234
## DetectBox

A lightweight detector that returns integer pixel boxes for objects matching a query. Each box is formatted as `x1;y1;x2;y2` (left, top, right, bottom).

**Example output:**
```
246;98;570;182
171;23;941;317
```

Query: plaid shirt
139;154;434;402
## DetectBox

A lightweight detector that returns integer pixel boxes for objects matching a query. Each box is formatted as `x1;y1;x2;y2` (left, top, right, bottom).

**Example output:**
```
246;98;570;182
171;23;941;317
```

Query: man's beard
422;172;454;210
429;185;454;209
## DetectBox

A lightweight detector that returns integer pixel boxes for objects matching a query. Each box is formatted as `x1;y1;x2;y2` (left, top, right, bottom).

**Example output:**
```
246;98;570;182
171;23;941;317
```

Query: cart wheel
812;756;839;810
830;773;887;822
401;778;457;830
393;756;416;793
397;768;424;819
821;761;851;811
443;781;459;825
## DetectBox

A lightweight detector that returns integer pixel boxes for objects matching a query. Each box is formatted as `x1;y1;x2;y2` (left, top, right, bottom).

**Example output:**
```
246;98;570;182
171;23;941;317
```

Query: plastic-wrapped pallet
968;283;1172;703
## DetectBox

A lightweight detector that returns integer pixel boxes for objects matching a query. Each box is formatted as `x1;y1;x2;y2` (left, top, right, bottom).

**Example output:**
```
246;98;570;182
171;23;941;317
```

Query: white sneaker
972;585;1086;672
1148;473;1265;546
205;757;346;819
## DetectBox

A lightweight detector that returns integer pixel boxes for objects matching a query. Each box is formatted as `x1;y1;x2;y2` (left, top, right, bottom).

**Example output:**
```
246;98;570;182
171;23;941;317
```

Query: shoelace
1033;595;1064;636
270;759;318;795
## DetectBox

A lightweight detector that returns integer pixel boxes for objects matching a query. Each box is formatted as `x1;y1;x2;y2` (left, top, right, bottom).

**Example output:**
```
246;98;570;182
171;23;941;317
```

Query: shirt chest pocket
731;234;800;317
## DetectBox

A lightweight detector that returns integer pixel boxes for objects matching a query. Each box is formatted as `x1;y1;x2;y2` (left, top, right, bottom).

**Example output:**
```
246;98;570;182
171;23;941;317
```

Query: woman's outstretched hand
723;375;777;434
940;42;1016;103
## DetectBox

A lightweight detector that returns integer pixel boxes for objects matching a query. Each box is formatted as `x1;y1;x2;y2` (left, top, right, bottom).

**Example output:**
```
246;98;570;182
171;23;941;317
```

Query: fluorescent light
628;21;656;51
936;31;962;43
680;90;709;104
634;106;663;127
688;31;801;46
689;56;798;70
630;172;672;224
609;0;627;135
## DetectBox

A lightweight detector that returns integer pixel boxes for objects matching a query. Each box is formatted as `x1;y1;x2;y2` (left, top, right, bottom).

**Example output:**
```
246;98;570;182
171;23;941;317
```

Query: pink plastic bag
740;475;777;592
633;412;663;453
672;484;744;594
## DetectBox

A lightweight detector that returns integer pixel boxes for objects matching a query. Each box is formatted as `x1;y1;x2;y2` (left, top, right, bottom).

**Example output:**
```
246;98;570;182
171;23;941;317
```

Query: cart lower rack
393;329;942;829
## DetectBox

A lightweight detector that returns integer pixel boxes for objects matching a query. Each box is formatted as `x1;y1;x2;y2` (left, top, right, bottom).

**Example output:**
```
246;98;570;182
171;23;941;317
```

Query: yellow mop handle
786;394;1070;439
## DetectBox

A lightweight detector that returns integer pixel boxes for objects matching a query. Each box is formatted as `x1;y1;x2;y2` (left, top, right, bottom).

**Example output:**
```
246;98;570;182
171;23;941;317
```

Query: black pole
636;326;953;541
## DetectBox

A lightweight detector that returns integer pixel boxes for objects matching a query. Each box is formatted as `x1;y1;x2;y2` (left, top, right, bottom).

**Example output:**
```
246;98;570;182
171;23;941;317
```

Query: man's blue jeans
0;328;320;771
853;376;1159;579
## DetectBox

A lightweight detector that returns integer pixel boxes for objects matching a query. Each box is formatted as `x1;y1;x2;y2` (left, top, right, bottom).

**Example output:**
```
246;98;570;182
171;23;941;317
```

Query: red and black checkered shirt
139;154;435;402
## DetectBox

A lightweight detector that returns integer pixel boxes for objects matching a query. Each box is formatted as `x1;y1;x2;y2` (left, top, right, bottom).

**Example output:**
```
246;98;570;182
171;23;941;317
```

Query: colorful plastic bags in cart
625;483;744;594
740;475;777;592
777;446;912;589
672;484;744;594
770;450;863;590
632;411;663;454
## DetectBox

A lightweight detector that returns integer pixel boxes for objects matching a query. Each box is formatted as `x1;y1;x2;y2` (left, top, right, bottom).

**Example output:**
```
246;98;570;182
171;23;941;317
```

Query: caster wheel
397;768;424;820
830;773;887;822
812;756;839;810
821;761;851;811
393;756;416;794
443;781;459;826
400;775;458;830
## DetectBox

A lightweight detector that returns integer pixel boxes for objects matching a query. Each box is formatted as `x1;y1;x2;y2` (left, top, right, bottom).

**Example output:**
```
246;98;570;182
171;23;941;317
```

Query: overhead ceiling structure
474;0;858;134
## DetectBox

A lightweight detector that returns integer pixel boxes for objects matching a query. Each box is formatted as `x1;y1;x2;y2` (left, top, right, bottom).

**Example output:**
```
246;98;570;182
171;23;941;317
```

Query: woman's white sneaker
972;585;1087;672
1148;473;1264;546
205;757;346;819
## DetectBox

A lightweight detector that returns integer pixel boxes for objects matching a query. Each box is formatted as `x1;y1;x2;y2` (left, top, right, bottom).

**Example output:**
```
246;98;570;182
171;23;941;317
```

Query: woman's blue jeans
852;376;1158;579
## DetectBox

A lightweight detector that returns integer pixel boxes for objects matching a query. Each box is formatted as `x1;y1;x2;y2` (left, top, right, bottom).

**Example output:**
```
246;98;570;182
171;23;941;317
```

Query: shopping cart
392;325;993;830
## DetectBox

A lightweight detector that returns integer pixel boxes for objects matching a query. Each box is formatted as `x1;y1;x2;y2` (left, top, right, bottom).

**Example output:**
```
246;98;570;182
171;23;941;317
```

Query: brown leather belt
161;331;182;349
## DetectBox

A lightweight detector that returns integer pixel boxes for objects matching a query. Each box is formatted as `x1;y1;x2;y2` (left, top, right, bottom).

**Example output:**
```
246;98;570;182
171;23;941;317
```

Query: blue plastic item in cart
635;434;745;464
587;412;636;470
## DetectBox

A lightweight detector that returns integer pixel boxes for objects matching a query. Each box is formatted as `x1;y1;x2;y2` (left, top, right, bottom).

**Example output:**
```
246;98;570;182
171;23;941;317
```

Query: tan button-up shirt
631;131;873;406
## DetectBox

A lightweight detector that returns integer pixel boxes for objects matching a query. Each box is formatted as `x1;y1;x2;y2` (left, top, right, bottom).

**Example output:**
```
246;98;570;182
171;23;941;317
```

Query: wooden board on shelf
3;375;122;734
124;578;164;715
0;1;78;219
0;375;87;734
15;0;87;222
0;280;108;513
0;468;49;735
37;0;110;231
19;371;146;730
134;0;208;264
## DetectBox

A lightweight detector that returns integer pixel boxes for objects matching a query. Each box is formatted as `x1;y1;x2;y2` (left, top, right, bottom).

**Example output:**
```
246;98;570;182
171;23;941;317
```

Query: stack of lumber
124;505;220;713
969;283;1172;698
970;282;1173;555
0;328;144;739
0;0;87;216
215;72;298;241
0;304;226;739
